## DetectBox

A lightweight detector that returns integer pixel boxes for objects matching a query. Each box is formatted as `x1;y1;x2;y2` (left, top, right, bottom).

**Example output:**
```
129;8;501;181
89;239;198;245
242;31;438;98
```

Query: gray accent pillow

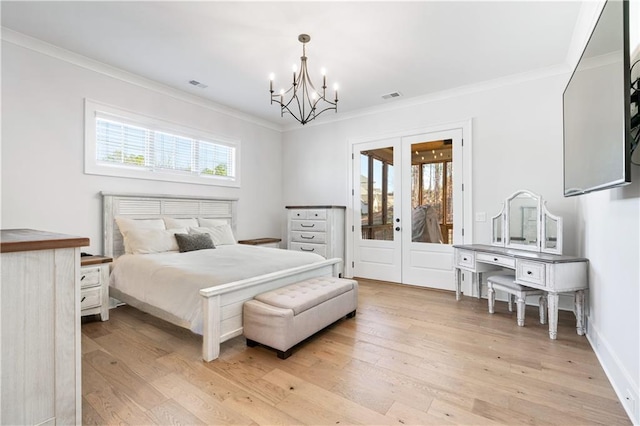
174;233;215;253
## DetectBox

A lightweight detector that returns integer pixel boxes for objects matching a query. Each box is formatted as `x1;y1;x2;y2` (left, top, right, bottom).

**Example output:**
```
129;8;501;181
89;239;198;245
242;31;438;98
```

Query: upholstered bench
487;274;547;327
243;277;358;359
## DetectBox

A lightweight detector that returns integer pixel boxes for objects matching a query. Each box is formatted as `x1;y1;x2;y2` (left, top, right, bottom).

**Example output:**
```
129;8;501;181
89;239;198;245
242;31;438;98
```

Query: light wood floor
81;279;630;425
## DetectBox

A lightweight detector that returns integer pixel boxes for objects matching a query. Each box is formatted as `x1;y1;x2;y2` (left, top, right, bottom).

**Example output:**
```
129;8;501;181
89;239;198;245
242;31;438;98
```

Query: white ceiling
1;1;583;128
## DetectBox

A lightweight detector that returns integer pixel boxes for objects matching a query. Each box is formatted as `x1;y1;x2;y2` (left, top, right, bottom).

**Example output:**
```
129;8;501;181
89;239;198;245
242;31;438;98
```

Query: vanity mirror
490;190;563;254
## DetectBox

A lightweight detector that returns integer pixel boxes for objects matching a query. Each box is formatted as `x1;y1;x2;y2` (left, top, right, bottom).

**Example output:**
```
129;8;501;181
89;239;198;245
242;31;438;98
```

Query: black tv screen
563;0;631;197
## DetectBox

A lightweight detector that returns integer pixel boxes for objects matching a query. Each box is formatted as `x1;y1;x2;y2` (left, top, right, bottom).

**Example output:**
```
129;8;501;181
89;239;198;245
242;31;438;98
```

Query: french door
351;126;466;290
352;138;402;282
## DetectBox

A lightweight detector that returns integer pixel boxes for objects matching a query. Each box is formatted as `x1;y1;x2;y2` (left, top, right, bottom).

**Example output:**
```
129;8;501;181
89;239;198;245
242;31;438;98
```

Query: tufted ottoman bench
243;277;358;359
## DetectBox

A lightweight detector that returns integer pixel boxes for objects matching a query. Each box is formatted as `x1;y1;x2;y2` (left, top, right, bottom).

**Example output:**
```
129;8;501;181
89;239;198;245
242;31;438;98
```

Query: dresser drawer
80;267;101;288
516;260;546;286
289;209;328;220
81;287;102;310
291;231;327;244
291;220;327;232
477;253;515;269
455;249;475;269
290;242;327;257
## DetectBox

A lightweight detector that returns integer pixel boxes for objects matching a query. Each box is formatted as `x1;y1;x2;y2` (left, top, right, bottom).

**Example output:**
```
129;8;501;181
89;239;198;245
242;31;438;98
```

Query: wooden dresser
286;206;345;274
1;229;89;425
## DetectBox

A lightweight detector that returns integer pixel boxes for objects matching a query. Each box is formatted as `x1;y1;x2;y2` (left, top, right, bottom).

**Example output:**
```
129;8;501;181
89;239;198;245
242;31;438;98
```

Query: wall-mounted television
563;0;632;197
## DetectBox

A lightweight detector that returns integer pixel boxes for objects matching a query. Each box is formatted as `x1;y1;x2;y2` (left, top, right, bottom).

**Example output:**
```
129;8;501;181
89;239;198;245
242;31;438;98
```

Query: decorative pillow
115;217;167;254
174;233;215;253
189;224;237;245
198;218;229;228
164;217;199;229
123;228;187;254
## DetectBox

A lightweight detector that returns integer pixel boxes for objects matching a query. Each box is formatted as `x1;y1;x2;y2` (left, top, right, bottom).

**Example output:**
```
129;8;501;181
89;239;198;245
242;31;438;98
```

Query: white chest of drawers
286;206;345;273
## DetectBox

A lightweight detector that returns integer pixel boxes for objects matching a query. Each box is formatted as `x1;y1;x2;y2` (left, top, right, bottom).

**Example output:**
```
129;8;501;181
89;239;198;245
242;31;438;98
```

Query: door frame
345;120;474;292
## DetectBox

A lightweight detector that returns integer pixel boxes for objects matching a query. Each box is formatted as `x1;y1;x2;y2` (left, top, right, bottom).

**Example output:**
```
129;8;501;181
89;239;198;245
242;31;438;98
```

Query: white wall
577;174;639;424
282;71;577;254
1;40;284;254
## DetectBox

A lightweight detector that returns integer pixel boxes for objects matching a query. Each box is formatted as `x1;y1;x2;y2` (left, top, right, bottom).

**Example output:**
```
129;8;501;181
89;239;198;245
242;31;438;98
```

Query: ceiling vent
189;80;208;89
381;91;402;100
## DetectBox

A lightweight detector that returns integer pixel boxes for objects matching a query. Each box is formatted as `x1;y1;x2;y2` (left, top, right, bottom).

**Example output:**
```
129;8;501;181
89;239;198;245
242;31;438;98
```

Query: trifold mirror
491;190;563;255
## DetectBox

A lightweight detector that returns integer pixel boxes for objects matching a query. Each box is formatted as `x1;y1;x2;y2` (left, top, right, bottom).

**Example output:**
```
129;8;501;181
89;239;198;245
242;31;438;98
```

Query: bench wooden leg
346;310;356;319
488;285;495;314
516;296;526;326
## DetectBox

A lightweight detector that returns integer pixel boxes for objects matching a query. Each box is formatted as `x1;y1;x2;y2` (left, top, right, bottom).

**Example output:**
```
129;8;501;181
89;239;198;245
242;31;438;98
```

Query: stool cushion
487;274;527;291
254;277;355;315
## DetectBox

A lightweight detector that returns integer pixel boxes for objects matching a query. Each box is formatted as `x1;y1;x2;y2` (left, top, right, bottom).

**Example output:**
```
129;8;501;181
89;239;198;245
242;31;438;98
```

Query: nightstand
237;238;282;248
80;255;112;321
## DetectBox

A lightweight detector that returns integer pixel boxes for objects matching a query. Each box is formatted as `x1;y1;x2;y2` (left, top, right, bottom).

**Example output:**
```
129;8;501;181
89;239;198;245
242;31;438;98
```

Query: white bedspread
109;244;325;334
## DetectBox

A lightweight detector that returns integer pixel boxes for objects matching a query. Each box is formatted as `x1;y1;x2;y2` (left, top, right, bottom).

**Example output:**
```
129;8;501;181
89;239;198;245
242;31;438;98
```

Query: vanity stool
487;274;547;327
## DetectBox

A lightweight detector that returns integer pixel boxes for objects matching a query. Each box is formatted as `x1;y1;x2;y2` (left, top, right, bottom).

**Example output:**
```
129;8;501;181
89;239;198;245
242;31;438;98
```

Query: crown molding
1;27;284;133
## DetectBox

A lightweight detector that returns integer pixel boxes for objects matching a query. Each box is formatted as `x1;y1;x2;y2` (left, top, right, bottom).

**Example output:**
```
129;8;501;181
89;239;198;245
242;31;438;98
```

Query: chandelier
269;34;338;125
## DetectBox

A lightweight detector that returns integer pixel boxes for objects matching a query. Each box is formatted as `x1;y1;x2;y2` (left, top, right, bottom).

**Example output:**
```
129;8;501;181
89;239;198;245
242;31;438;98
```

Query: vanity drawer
291;220;327;232
289;209;327;220
291;231;327;244
477;253;515;269
455;249;475;269
81;287;102;310
290;242;327;257
80;267;101;288
516;260;546;286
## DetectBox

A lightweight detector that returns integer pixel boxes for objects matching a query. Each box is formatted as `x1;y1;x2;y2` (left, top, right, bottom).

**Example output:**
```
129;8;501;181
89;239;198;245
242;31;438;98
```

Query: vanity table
453;190;589;340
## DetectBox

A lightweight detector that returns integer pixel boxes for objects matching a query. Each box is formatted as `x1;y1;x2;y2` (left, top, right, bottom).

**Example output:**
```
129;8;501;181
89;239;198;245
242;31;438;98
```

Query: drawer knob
527;271;532;275
493;258;498;261
300;247;315;252
301;224;315;228
395;227;401;231
301;235;315;239
463;257;468;261
81;275;86;281
81;296;86;302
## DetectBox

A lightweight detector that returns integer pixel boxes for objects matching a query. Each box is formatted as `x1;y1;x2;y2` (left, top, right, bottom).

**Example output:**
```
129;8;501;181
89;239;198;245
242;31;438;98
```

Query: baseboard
587;316;639;424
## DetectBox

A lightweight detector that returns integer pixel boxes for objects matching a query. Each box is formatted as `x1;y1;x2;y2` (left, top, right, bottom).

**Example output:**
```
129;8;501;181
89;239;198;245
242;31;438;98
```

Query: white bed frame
102;192;341;361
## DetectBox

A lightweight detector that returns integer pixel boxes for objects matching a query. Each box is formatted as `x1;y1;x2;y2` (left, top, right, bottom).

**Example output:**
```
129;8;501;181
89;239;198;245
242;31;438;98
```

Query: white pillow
115;217;167;254
190;224;236;245
123;228;187;254
198;218;229;228
115;217;165;234
164;217;199;229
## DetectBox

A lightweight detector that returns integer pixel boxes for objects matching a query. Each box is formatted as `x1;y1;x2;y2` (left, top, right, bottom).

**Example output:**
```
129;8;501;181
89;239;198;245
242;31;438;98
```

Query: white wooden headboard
102;192;238;258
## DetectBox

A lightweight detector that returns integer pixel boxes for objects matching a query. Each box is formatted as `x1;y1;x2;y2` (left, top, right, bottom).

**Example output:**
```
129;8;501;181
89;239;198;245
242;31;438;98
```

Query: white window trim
84;99;241;188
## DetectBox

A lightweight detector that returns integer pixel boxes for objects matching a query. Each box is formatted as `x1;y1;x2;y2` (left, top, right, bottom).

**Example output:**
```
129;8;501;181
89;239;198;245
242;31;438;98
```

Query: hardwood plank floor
81;279;631;425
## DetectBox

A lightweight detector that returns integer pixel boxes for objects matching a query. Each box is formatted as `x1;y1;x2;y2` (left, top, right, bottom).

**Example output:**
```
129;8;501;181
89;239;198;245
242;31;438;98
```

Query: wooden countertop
81;255;113;266
1;229;90;253
285;205;346;209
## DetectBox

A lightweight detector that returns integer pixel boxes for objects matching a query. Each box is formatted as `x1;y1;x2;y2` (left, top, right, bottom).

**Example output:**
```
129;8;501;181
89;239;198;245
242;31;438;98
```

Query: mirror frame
541;202;563;255
490;203;505;247
490;189;563;254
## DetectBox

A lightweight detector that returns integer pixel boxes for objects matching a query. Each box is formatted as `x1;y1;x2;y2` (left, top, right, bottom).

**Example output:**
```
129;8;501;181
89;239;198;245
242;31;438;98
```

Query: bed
102;192;342;361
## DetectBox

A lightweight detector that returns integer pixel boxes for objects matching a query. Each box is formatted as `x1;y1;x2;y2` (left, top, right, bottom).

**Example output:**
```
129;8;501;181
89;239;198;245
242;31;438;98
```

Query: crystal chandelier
269;34;338;125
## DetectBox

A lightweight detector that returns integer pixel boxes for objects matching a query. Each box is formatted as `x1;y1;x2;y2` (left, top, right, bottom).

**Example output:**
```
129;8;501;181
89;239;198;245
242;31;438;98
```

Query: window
85;100;239;187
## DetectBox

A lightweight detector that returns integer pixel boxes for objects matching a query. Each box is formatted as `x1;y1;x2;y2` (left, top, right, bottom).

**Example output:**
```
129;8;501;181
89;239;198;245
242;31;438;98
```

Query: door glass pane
410;141;453;244
360;148;394;241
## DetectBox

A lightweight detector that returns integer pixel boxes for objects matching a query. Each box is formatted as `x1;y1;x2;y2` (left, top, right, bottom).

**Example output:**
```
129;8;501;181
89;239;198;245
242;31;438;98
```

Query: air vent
188;80;208;89
381;91;402;100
